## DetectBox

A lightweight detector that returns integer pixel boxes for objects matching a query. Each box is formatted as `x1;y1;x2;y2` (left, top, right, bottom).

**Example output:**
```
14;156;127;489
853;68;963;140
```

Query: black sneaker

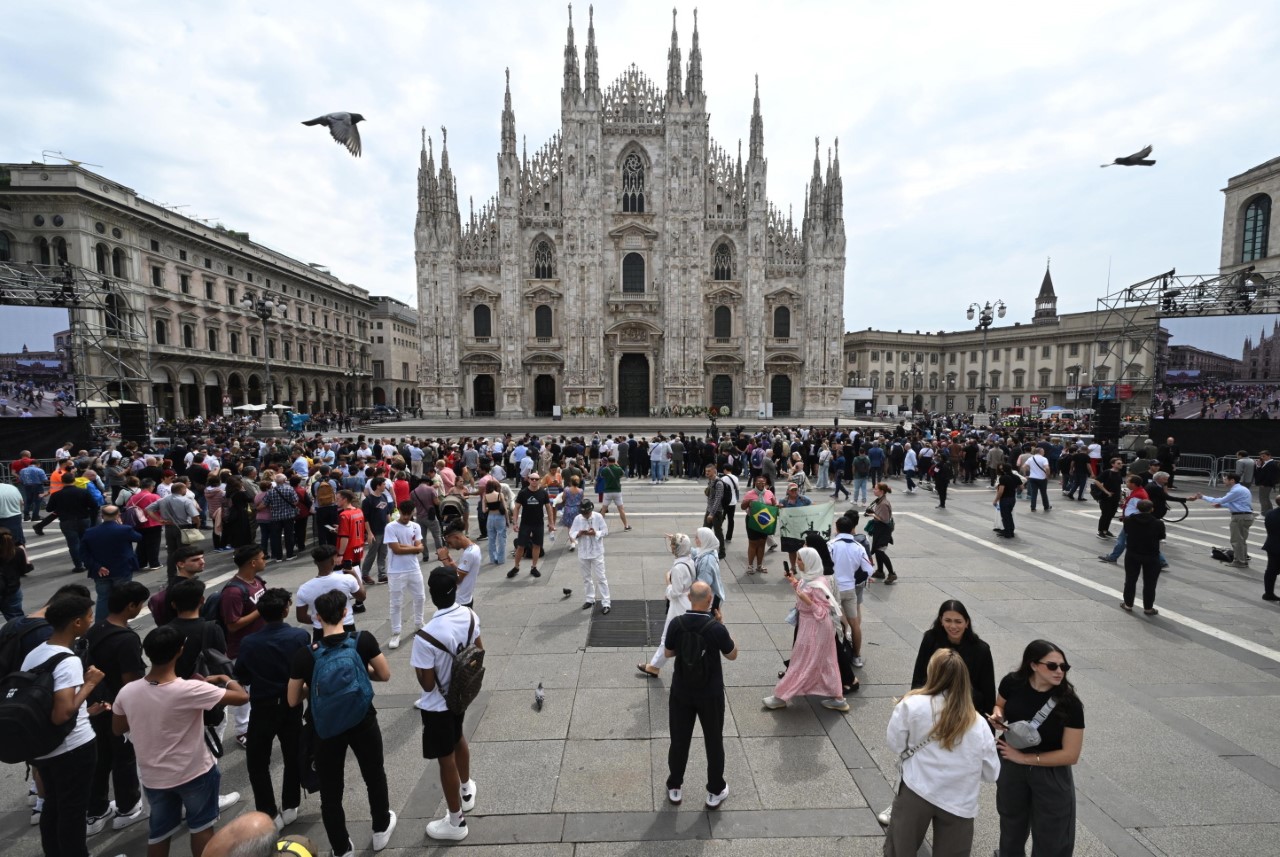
1263;593;1280;602
530;567;542;578
507;566;520;579
32;523;44;537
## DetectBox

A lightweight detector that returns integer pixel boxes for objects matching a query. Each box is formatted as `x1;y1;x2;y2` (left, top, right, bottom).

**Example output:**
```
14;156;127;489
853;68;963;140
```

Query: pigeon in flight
1101;144;1155;167
302;112;366;158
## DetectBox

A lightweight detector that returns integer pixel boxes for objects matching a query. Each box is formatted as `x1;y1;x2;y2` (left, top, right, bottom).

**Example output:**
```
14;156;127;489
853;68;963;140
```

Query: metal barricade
0;458;59;485
1213;455;1247;487
1175;453;1218;485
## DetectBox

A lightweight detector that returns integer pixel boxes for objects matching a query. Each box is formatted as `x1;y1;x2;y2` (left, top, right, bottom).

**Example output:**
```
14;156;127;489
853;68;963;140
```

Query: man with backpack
295;545;366;642
661;580;737;810
83;580;150;837
412;568;484;841
11;592;104;857
234;588;310;831
220;545;269;746
112;624;248;857
310;467;340;548
148;545;206;626
703;464;729;560
411;477;444;551
286;590;395;857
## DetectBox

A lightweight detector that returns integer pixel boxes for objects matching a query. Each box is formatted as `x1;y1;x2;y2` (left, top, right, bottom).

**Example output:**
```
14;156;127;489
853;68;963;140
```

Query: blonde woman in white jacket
883;647;1000;857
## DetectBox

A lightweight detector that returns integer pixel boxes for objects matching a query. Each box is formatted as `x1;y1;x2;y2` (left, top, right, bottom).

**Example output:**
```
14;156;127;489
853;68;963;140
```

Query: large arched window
621;152;645;213
713;242;733;280
208;329;219;351
51;237;68;263
534;304;553;339
622;253;645;293
153;318;168;345
713;305;731;339
183;324;195;349
533;240;555;279
112;247;127;278
1243;194;1271;262
773;306;791;338
95;243;109;274
35;237;51;265
473;304;492;339
0;232;10;263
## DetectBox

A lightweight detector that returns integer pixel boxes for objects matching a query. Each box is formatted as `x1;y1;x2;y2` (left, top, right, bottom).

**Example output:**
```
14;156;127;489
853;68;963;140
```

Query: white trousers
388;569;426;634
579;556;611;607
649;604;683;668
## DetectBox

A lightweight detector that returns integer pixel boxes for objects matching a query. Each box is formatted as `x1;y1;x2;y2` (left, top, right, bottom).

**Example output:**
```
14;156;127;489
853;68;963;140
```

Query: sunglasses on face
1036;660;1070;672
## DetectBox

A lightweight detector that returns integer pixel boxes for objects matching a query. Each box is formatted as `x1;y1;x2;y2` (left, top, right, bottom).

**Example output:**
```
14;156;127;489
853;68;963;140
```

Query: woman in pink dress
764;546;850;712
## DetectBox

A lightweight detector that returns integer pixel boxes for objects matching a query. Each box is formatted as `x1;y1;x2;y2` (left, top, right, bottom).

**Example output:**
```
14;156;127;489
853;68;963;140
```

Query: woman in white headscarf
764;546;851;711
638;532;696;677
692;527;726;620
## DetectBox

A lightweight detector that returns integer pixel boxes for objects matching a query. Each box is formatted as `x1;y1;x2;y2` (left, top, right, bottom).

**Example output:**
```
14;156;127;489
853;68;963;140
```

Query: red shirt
10;457;35;473
336;507;366;564
392;478;410;506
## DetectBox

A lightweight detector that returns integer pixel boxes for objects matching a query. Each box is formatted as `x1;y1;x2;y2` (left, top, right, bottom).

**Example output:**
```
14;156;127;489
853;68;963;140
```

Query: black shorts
420;708;465;759
515;523;544;549
747;529;768;542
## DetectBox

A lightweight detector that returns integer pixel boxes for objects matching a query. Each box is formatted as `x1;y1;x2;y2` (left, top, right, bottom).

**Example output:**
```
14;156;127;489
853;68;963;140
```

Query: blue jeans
0;586;23;620
651;461;667;482
487;513;507;564
905;469;917;492
21;484;44;519
1105;527;1167;565
61;517;90;571
0;514;23;547
146;763;222;843
853;476;869;503
93;577;129;623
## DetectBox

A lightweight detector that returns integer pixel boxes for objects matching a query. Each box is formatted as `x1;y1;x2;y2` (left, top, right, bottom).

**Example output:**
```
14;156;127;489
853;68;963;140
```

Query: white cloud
3;0;1276;332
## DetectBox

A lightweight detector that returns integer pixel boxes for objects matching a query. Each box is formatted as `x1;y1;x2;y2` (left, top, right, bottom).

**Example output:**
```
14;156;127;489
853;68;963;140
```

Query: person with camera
989;640;1085;857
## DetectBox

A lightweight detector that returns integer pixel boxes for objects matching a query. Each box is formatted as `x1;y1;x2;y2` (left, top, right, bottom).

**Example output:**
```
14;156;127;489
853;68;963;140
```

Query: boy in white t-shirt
437;520;482;610
384;500;426;650
294;545;365;642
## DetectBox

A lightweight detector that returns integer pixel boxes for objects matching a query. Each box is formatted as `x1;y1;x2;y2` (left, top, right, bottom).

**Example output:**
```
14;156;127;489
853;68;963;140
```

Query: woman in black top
0;527;33;620
990;639;1086;857
1091;456;1126;539
993;464;1021;538
910;600;995;714
222;476;256;549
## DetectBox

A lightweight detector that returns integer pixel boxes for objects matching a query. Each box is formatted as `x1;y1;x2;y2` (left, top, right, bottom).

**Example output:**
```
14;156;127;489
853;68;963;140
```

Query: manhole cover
586;599;670;648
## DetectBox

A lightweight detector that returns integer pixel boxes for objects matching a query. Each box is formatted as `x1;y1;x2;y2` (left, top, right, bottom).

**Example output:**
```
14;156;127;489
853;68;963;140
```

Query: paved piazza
2;448;1277;857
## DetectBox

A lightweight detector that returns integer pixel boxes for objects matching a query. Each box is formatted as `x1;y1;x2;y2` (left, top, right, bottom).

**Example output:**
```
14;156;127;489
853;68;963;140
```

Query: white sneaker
111;800;148;830
762;695;786;709
821;697;850;712
852;656;865;668
372;809;397;851
280;806;299;826
426;812;469;841
877;805;893;826
705;785;729;809
388;633;401;650
86;801;117;836
460;779;476;812
667;787;682;805
217;792;241;813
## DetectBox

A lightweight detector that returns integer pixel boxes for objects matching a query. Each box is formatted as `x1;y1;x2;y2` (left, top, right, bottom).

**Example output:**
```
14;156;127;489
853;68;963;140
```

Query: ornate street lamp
966;300;1006;415
241;291;288;432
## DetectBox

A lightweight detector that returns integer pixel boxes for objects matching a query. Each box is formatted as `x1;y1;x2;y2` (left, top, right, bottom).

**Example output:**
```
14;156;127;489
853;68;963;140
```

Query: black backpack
672;616;709;688
0;651;77;764
0;618;50;677
201;578;253;632
719;476;735;513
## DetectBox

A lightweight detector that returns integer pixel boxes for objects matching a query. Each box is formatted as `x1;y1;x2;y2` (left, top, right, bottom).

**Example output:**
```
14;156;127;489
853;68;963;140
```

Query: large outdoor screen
1155;313;1279;420
0;306;78;417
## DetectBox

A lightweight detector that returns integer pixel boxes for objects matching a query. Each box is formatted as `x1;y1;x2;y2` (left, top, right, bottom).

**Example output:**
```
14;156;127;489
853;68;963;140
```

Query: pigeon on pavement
1101;144;1155;167
302;112;366;158
534;682;545;712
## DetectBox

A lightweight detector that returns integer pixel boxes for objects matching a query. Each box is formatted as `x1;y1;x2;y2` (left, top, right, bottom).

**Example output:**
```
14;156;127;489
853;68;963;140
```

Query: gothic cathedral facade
415;8;846;419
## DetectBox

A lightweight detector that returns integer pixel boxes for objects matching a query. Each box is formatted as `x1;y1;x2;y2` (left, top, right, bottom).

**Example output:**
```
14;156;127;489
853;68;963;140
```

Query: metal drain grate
586;599;670;647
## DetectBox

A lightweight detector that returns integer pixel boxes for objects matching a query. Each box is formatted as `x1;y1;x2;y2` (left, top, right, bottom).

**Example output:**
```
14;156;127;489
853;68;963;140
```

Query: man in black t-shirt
85;580;150;834
661;581;737;810
361;477;393;583
508;474;554;579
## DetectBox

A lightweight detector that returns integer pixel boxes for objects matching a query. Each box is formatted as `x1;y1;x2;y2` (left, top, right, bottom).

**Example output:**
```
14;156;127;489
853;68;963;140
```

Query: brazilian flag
746;500;779;535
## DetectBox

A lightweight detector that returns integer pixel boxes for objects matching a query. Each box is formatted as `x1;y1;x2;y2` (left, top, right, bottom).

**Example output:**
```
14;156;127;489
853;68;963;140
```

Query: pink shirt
113;677;226;789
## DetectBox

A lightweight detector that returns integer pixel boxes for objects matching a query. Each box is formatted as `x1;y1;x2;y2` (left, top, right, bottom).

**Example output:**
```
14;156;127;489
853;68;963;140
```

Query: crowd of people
2;415;1276;857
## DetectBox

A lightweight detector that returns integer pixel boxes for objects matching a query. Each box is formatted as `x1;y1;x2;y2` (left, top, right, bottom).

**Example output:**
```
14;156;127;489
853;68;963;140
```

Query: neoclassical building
416;8;846;418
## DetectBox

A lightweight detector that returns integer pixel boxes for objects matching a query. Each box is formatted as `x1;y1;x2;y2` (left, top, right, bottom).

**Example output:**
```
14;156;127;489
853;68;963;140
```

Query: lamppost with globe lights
241;291;288;432
966;300;1006;415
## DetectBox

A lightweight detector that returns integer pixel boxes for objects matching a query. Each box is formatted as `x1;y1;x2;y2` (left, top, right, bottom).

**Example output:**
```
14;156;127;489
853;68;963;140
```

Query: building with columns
416;7;846;419
844;266;1162;415
0;163;375;421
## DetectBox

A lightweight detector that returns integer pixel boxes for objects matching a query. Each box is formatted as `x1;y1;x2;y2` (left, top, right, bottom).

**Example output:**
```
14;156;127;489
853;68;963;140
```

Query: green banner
778;501;836;541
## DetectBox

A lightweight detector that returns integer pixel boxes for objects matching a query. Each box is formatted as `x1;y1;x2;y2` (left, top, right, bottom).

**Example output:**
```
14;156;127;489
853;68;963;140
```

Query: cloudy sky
4;1;1276;334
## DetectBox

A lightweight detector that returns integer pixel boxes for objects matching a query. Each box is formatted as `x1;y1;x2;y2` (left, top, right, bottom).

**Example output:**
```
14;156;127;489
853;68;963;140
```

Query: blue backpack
308;636;373;739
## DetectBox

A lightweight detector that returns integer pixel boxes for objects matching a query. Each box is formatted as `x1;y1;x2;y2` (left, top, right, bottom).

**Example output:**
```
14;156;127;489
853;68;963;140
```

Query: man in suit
80;505;143;622
1157;437;1180;488
1263;505;1280;603
1256;450;1278;514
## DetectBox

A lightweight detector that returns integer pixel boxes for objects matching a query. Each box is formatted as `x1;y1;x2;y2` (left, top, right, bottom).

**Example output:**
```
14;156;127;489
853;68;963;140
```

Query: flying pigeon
1101;144;1155;167
302;112;365;158
534;682;545;712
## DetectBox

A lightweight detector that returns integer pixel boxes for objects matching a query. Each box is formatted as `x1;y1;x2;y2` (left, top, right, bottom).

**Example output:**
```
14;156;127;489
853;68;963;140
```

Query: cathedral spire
584;4;600;98
808;136;824;223
685;7;703;103
749;74;764;164
562;3;581;103
827;137;843;226
666;8;682;104
501;68;517;156
1033;257;1059;325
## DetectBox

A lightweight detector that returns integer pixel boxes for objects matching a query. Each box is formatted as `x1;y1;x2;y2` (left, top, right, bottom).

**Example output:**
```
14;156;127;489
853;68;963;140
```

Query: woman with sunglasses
990;640;1085;857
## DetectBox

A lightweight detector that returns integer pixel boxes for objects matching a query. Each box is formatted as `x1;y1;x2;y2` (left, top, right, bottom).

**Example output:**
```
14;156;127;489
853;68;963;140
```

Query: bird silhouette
561;587;573;597
534;682;545;711
1101;144;1155;167
302;112;365;158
